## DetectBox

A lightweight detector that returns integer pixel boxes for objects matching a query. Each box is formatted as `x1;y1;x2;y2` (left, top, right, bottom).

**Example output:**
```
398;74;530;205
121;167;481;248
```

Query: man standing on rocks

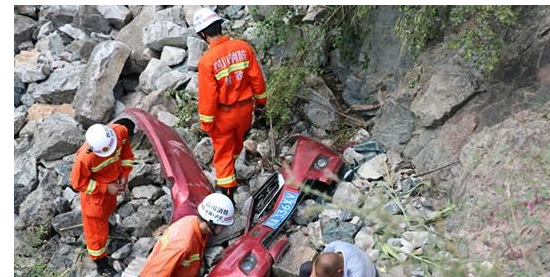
140;193;235;277
300;240;379;277
70;123;134;276
193;7;267;203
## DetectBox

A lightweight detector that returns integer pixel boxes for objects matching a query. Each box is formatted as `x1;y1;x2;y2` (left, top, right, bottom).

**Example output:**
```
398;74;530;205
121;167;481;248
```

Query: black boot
94;257;118;277
217;187;236;205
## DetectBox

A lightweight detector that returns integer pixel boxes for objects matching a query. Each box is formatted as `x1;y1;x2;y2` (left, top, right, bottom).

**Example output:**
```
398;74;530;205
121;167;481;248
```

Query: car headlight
240;253;257;275
315;156;328;169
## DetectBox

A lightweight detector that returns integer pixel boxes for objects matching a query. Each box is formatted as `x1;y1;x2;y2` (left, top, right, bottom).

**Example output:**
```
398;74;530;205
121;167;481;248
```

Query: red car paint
114;108;214;223
209;135;344;277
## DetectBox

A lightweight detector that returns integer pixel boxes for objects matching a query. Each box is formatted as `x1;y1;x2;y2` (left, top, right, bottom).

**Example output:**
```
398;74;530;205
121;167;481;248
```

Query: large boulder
47;244;83;277
73;41;130;128
26;103;74;121
120;205;164;238
371;96;415;153
160;46;187;66
138;59;171;93
14;14;37;50
193;137;214;165
30;113;84;161
451;107;550;263
186;36;208;71
96;5;132;29
28;62;86;104
131;185;163;202
75;5;112;35
14;152;37;213
38;5;78;28
15;170;63;232
115;5;161;74
304;77;341;131
52;210;83;238
157;6;187;27
410;63;478;127
142;21;192;51
34;31;65;57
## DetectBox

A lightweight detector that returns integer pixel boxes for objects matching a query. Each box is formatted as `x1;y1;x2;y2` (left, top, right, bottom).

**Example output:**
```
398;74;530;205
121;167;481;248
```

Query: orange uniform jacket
140;216;208;277
70;123;134;259
197;35;266;132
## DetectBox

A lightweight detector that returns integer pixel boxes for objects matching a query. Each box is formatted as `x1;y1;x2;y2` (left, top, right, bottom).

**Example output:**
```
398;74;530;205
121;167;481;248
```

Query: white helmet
85;124;117;157
193;7;223;33
198;193;234;226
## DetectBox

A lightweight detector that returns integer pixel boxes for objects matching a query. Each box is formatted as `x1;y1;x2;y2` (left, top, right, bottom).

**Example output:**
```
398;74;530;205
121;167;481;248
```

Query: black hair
201;20;223;37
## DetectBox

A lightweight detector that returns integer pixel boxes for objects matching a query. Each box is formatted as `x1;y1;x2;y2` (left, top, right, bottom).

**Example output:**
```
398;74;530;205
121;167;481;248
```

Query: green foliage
395;5;519;73
265;64;308;132
164;89;198;127
14;227;69;277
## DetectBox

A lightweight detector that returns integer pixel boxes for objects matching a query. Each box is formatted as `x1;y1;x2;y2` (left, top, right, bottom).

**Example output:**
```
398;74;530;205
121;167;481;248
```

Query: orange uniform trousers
209;100;254;188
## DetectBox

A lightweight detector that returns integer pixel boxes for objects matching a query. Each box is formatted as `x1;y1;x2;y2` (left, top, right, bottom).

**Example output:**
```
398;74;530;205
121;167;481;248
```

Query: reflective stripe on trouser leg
82;214;109;260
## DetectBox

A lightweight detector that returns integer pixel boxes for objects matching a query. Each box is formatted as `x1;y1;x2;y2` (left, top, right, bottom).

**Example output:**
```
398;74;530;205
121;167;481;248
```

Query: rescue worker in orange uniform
140;193;235;277
70;123;134;276
194;8;267;202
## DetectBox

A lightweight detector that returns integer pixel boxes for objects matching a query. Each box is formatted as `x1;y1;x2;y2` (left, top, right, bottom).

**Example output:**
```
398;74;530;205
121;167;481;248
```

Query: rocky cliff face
14;5;550;277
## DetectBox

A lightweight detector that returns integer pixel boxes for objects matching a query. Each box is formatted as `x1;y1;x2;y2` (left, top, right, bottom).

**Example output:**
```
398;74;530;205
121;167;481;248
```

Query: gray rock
75;5;112;35
154;194;173;223
16;5;38;18
138;58;172;93
235;156;255;180
113;260;126;273
354;227;375;251
371;97;415;153
21;64;51;83
410;64;477;127
30;113;84;161
65;39;98;61
343;147;365;165
14;106;28;135
185;72;199;95
14;14;37;49
135;89;178;115
384;200;402;215
63;187;78;203
357;154;387;180
35;31;65;56
302;5;328;22
272;231;318;277
52;210;82;237
182;5;201;26
142;21;191;51
73;41;130;128
157;111;179;127
37;21;55;39
293;199;321;226
128;162;163;188
193;137;214;165
53;196;70;213
38;5;78;28
58;24;85;40
186;36;208;71
156;70;190;92
96;5;132;29
304;77;341;130
160;46;187;66
321;218;361;244
131;237;156;258
157;6;187;27
246;5;275;22
204;246;224;267
115;5;161;74
15;170;63;231
400;231;429;254
112;243;133;260
29;62;86;104
14;75;26;106
121;205;163;238
14;152;37;212
332;182;365;208
47;244;82;276
131;185;163;201
225;5;244;19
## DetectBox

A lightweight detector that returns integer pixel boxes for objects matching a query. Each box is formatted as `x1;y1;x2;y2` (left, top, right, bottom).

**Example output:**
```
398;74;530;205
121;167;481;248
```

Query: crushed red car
114;109;350;277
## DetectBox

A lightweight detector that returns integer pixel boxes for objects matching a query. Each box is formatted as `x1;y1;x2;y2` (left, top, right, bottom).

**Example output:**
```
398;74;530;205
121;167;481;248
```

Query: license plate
262;190;300;230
